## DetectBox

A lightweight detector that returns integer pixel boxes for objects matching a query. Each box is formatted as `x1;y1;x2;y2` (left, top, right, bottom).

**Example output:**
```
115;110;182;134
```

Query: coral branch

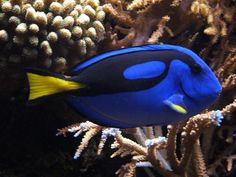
74;126;102;159
127;0;162;11
148;144;179;177
221;99;236;118
103;3;134;26
116;162;136;177
226;155;236;172
222;74;236;92
115;132;147;156
143;126;155;139
192;140;208;177
166;124;180;171
147;15;171;44
175;110;224;174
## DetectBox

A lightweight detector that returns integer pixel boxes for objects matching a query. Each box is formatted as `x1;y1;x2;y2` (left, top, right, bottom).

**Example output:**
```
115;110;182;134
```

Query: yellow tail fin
27;73;86;101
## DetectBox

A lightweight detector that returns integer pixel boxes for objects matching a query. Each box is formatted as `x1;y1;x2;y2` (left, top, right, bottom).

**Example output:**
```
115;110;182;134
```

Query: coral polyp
0;0;106;94
0;0;235;177
0;0;105;72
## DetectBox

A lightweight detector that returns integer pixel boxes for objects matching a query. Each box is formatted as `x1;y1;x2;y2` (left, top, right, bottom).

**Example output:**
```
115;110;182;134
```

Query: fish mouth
215;84;222;95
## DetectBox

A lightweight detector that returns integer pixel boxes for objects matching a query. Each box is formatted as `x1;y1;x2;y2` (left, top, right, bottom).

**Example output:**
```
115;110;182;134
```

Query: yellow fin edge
27;73;86;101
171;104;187;114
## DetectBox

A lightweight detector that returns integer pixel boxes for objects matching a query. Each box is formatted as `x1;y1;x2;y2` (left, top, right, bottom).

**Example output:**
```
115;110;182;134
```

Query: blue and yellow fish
27;44;222;128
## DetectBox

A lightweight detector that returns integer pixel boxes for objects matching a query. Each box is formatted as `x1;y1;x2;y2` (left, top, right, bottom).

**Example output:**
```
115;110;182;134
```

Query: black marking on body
71;49;201;96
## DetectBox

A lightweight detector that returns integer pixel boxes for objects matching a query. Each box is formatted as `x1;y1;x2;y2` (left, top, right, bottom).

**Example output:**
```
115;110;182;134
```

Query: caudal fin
27;70;86;101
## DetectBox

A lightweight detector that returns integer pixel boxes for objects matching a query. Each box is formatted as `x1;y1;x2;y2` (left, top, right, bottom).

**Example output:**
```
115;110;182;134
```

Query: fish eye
191;63;202;74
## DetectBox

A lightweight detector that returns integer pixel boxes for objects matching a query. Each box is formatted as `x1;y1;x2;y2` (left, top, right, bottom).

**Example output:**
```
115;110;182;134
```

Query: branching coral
190;0;233;44
207;142;236;177
102;0;176;49
215;48;236;85
102;0;236;61
147;15;172;44
127;0;163;11
57;100;236;177
101;0;197;49
29;0;236;176
0;0;235;176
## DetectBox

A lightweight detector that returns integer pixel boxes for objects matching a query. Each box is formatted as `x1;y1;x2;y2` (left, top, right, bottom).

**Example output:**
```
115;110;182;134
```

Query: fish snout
214;86;222;96
213;80;222;95
207;80;222;101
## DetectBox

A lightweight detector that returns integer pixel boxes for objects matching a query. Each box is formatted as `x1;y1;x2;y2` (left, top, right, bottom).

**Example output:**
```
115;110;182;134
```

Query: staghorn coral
57;100;236;177
102;0;205;49
98;3;236;176
78;2;236;176
0;0;235;177
147;15;172;44
0;0;105;93
127;0;163;11
102;0;176;48
190;0;232;44
102;0;236;57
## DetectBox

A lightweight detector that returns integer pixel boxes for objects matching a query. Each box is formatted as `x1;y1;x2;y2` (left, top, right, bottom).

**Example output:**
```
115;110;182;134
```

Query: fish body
27;44;222;128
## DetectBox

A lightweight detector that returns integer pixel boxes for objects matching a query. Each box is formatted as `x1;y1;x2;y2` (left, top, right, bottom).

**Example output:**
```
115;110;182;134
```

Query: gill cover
27;73;86;101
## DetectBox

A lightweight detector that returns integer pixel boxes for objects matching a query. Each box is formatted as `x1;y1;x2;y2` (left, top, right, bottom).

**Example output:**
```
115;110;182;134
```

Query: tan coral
192;140;208;177
103;3;134;26
147;15;171;44
127;0;162;11
103;0;180;48
74;126;102;159
115;161;136;177
57;98;236;177
190;0;230;43
0;0;234;177
0;0;106;73
226;155;236;172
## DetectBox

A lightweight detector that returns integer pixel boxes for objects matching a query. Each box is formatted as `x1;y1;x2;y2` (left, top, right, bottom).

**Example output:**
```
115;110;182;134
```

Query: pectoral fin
164;94;187;114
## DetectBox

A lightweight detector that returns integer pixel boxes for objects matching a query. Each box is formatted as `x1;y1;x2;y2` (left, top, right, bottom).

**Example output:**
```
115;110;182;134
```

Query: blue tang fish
27;44;222;128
